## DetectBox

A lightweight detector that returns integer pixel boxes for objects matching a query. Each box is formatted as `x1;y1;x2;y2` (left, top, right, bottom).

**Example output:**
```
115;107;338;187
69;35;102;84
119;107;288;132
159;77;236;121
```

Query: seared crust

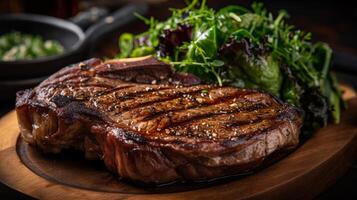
16;56;303;184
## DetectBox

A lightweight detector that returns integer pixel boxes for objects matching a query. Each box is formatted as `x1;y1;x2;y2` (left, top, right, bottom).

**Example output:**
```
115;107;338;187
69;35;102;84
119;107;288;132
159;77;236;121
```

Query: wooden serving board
0;86;356;200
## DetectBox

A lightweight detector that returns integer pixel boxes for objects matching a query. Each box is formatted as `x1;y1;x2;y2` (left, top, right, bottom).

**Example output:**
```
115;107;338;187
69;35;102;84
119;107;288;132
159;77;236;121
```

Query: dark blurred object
0;0;79;18
23;0;79;18
333;51;357;75
70;7;108;30
0;0;22;13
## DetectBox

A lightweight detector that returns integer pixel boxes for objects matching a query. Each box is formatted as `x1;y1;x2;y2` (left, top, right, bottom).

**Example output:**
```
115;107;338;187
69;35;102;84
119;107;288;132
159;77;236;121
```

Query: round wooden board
0;86;356;200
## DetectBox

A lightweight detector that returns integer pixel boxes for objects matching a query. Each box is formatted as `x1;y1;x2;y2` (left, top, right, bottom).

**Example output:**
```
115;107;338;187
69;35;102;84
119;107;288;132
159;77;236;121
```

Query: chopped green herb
0;31;64;61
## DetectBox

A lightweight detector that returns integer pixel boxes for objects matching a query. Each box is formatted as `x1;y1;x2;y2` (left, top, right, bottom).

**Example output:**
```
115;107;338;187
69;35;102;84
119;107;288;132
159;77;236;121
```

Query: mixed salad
0;31;64;61
117;0;344;136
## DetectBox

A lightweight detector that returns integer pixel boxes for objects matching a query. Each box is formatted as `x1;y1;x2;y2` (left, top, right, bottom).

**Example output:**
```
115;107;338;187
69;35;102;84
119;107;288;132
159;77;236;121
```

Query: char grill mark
167;118;278;140
40;80;133;104
40;70;98;88
117;89;278;133
39;85;107;103
153;102;268;134
118;87;248;120
94;85;212;114
165;107;285;139
112;85;173;101
91;85;135;98
91;85;174;109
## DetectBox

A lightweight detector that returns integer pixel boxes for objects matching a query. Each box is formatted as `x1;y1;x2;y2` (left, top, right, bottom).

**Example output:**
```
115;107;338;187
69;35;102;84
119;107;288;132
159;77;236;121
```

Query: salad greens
116;0;344;136
0;31;64;61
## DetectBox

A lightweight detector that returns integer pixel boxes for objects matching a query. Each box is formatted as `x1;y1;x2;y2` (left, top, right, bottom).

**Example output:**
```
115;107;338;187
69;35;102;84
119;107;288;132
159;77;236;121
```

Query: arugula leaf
118;33;134;58
193;25;218;58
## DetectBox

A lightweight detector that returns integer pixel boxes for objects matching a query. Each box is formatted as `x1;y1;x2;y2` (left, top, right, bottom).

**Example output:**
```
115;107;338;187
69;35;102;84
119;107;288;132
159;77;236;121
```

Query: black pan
0;3;148;79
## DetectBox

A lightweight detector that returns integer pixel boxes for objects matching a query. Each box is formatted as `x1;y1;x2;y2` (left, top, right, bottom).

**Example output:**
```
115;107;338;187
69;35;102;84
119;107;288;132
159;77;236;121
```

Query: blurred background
0;0;356;199
1;0;357;55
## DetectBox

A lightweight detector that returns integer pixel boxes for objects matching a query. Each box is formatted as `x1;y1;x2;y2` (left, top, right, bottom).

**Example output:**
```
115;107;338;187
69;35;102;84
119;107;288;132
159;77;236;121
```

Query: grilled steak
16;56;303;184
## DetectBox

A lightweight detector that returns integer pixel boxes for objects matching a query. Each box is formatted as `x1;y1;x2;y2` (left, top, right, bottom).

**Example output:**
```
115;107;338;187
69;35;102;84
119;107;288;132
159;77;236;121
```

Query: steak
16;56;303;184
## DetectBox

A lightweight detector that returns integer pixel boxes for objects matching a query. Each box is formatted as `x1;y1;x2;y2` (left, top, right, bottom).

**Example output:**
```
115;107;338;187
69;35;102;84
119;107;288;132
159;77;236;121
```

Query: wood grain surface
0;86;356;200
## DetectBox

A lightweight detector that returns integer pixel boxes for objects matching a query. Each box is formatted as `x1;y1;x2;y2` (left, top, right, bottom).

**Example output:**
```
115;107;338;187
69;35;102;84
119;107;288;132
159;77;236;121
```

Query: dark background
0;0;356;199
